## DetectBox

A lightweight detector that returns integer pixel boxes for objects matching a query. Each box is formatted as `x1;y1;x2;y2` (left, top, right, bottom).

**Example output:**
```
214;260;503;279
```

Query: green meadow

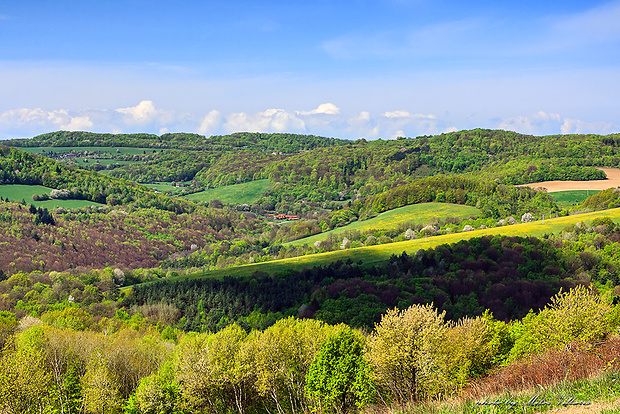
185;179;271;205
287;202;480;247
0;184;102;209
550;189;600;208
158;207;620;285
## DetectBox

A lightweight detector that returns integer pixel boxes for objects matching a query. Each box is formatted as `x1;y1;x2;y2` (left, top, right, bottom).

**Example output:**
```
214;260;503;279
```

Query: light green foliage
0;311;18;349
133;362;181;414
175;324;252;414
365;304;448;404
305;328;373;414
248;317;341;413
508;285;619;363
0;340;53;414
442;312;512;387
82;351;123;414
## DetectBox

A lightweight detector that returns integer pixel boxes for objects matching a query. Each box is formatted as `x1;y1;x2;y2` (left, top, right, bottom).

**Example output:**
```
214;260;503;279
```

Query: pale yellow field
521;168;620;192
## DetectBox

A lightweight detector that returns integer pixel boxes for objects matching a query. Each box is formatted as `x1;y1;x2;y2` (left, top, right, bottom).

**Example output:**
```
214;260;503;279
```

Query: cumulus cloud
296;103;340;115
0;107;93;134
224;109;306;133
2;101;615;142
0;100;196;138
198;110;223;135
498;111;562;134
498;111;616;135
560;118;614;135
116;100;160;123
62;116;93;131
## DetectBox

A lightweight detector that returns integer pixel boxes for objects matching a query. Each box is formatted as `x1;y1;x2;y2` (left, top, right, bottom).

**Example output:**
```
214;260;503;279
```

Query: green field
148;207;620;287
0;184;102;209
287;203;480;247
185;179;271;204
550;189;600;208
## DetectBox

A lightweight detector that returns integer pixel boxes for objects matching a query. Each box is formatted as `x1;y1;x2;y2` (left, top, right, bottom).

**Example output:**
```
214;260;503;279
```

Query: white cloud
224;109;306;133
297;103;340;116
498;111;562;134
62;116;93;131
498;111;617;135
561;118;614;135
116;100;160;123
0;107;91;133
383;110;436;120
198;110;223;135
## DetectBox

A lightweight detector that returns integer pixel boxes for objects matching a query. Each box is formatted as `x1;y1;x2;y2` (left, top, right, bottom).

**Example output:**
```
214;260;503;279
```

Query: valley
3;129;620;414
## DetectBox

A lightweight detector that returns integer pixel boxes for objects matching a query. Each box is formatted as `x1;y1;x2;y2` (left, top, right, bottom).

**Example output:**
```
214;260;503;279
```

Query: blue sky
1;0;619;139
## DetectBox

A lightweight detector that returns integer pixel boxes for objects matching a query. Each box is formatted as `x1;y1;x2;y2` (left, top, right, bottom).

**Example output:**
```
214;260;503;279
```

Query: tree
0;311;18;350
365;304;447;404
81;351;123;414
305;328;373;414
0;341;53;414
248;317;339;414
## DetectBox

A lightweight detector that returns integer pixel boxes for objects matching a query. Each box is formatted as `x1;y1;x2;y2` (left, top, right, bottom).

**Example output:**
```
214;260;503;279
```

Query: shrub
507;285;620;363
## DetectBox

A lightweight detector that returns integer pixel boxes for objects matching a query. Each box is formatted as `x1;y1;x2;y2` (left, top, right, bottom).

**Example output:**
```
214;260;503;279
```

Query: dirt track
520;168;620;193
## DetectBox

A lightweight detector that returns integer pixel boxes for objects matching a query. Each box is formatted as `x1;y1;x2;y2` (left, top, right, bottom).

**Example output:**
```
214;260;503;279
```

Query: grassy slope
158;207;620;285
184;179;271;204
551;190;601;208
287;203;480;247
0;184;102;209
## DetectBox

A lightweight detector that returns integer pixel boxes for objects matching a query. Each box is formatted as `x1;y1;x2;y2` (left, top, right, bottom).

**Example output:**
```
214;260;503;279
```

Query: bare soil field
521;168;620;192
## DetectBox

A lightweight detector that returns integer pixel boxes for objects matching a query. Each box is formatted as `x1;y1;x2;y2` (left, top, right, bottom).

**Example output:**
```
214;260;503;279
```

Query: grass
550;190;600;208
0;184;102;209
287;203;480;247
185;179;271;205
159;206;620;285
402;370;620;414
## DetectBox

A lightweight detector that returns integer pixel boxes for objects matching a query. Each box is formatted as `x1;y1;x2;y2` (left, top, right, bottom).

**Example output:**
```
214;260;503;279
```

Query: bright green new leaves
508;285;620;362
0;341;53;414
305;328;373;414
365;304;447;404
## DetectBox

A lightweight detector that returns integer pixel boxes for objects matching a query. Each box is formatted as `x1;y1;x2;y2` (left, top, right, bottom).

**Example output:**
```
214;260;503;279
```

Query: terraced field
153;207;620;286
287;203;480;247
185;179;271;205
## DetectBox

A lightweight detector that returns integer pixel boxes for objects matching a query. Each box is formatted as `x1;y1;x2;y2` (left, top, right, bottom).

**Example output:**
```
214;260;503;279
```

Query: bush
507;285;620;363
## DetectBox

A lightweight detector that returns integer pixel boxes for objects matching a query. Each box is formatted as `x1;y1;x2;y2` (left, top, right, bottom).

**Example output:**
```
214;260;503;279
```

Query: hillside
4;129;620;414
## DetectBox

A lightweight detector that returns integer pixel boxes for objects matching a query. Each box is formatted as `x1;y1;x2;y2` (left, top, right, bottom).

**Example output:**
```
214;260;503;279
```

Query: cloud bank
0;101;617;140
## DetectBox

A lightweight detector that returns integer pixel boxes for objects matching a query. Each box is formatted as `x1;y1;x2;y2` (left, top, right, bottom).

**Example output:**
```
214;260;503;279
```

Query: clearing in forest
184;179;271;205
0;184;102;209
